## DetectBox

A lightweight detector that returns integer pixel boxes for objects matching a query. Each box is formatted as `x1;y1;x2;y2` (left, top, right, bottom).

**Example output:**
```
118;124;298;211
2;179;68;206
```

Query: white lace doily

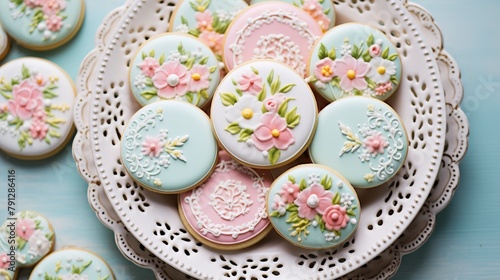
73;0;468;278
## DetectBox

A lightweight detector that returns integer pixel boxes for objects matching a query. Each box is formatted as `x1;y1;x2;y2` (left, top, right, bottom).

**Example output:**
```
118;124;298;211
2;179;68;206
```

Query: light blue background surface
0;0;497;279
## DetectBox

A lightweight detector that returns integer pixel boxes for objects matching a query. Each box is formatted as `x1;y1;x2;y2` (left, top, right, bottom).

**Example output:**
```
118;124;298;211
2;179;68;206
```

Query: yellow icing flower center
347;69;356;80
192;73;201;81
271;129;280;138
197;6;204;12
241;108;253;119
377;66;386;75
321;65;333;77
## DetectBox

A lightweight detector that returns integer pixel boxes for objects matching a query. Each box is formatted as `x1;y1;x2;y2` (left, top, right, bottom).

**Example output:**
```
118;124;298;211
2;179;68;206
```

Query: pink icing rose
313;12;331;32
7;80;43;120
375;81;393;96
30;120;49;140
363;131;389;155
279;181;300;204
314;58;336;83
251;113;295;152
238;71;263;95
42;0;66;16
0;252;9;269
322;205;350;231
195;10;213;32
24;0;44;8
294;183;334;220
369;44;381;57
263;93;286;113
333;55;371;91
46;15;63;32
139;57;160;78
16;218;36;240
187;64;210;92
152;61;189;98
141;136;163;158
302;0;323;18
198;30;224;55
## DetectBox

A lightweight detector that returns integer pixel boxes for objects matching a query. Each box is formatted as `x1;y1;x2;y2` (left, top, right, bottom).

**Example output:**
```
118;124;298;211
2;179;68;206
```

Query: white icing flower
358;153;371;163
314;80;326;90
21;120;32;132
61;274;89;280
358;124;372;137
307;173;321;185
341;41;352;57
376;39;383;46
225;94;262;129
167;50;181;62
37;22;47;31
43;99;52;107
174;23;189;33
340;193;354;208
367;57;396;84
27;230;51;258
0;121;8;134
179;55;188;63
43;30;52;40
159;129;169;140
134;74;147;89
158;155;171;167
17;253;26;264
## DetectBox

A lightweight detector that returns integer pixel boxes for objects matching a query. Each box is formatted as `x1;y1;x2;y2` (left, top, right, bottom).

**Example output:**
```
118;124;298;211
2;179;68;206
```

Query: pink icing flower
333;55;371;91
7;80;43;120
42;0;66;16
363;131;389;155
313;12;331;32
375;81;393;96
32;74;46;87
251;113;295;152
30;120;49;140
238;71;263;95
16;218;36;240
279;181;300;204
195;10;213;32
302;0;323;18
46;15;63;32
198;30;224;55
369;44;381;57
271;194;286;214
322;205;350;231
263;93;286;113
33;110;47;122
294;183;334;220
187;65;210;92
24;0;44;8
0;252;9;269
139;57;160;78
141;136;163;158
314;58;336;83
152;61;189;98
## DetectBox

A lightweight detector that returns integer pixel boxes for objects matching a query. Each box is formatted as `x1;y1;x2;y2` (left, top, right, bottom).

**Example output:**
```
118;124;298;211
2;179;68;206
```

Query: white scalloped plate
72;0;470;278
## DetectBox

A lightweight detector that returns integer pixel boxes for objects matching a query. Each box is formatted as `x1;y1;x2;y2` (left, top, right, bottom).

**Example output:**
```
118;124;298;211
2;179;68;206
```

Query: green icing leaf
328;47;336;60
267;69;274;86
181;16;188;25
185;92;194;103
285;107;300;128
268;147;280;165
390;75;399;86
286;203;298;212
209;66;217;74
387;53;399;61
185;57;195;70
199;89;209;99
158;54;165;65
148;49;155;58
299;178;307;191
279;83;296;93
277;98;294;118
367;34;375;46
351;45;359;59
257;86;266;101
220;92;238;106
141;89;157;100
332;192;341;205
320;175;332;190
318;43;328;60
270;75;281;95
381;46;390;59
199;56;209;65
21;64;30;80
238;129;253;142
141;52;147;60
144;77;154;87
225;122;241;135
270;211;282;217
288;174;296;184
251;66;259;75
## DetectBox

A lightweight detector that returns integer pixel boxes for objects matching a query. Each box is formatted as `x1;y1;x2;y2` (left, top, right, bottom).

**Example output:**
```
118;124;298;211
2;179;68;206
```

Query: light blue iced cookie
129;33;221;108
29;248;114;280
121;100;218;194
0;0;85;50
267;164;360;249
309;96;408;188
0;24;10;61
250;0;335;32
307;23;402;102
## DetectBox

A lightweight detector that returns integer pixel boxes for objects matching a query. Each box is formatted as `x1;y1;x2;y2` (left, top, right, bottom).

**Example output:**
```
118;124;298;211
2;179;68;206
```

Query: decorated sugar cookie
0;211;55;280
309;96;408;188
211;60;317;169
129;33;221;108
307;23;402;102
169;0;248;60
0;0;85;51
223;2;323;77
267;164;360;249
121;100;218;194
179;151;273;250
250;0;335;32
0;24;10;61
29;248;114;280
0;58;75;160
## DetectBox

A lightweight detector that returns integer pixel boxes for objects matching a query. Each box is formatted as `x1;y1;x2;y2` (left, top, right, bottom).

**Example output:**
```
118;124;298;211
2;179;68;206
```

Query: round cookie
179;151;273;250
129;33;221;108
29;248;114;280
223;2;323;77
169;0;248;60
0;0;85;51
250;0;335;32
211;60;317;169
0;24;10;61
121;100;218;194
0;211;55;280
0;57;75;160
309;96;409;188
267;164;360;249
307;23;402;102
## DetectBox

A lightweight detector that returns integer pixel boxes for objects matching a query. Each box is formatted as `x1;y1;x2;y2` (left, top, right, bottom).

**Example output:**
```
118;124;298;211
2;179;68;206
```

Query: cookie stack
118;0;408;251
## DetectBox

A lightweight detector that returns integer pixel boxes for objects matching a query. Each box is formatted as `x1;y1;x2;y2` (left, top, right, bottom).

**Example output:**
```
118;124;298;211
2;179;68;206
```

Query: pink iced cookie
178;151;273;250
223;2;323;77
